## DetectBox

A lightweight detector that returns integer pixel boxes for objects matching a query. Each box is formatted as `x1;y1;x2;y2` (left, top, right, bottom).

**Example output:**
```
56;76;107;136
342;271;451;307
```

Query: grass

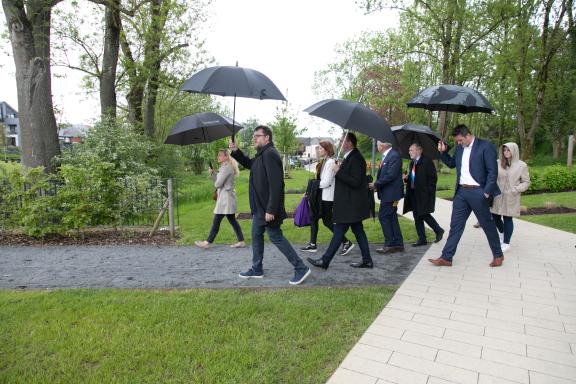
0;287;395;384
520;192;576;208
177;169;426;245
518;213;576;234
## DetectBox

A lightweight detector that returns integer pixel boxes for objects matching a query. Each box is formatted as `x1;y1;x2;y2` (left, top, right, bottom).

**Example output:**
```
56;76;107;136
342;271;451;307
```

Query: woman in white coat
195;149;245;248
300;141;354;255
490;142;530;252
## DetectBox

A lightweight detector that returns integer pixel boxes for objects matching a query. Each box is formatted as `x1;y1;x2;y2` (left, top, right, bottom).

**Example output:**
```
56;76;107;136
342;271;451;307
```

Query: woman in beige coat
490;142;530;252
195;149;245;249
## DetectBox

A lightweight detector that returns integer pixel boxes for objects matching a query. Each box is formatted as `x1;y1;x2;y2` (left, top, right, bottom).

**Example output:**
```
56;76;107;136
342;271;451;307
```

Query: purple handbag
294;197;312;227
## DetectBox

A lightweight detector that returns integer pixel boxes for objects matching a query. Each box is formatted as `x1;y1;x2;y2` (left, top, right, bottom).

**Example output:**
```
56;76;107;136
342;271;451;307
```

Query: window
8;125;16;134
8;137;16;146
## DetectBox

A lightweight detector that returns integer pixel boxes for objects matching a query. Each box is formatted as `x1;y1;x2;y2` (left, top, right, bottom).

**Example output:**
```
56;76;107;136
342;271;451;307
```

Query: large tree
2;0;62;172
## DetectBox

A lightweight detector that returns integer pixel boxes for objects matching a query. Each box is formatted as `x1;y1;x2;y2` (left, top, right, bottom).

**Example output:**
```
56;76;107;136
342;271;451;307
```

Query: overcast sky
0;0;397;137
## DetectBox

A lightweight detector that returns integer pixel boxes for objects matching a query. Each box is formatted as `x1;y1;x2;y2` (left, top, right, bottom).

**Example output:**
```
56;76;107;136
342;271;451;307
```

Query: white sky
0;0;398;137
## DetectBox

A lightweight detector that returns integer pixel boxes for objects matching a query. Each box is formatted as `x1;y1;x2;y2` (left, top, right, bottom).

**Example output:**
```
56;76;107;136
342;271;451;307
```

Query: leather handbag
212;189;218;201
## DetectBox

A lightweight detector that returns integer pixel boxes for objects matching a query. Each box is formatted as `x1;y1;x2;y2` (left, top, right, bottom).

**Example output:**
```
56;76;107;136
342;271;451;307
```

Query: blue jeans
378;202;404;247
492;214;513;244
441;188;502;261
207;214;244;243
251;219;307;274
321;222;372;266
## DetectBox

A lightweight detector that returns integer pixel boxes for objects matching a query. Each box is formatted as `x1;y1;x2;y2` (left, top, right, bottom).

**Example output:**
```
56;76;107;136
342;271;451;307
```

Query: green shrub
527;165;576;193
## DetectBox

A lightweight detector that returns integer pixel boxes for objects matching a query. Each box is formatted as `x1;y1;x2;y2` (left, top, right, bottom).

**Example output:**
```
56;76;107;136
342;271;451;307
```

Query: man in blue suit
370;141;405;254
430;124;504;267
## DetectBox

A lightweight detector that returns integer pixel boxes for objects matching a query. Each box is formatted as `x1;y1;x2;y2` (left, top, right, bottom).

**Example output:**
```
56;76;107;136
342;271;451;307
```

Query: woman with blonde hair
300;140;353;255
490;142;530;253
195;149;245;248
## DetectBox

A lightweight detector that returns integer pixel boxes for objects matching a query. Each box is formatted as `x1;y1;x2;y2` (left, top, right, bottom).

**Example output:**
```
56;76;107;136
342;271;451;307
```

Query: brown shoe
376;246;404;255
489;256;504;267
428;257;452;266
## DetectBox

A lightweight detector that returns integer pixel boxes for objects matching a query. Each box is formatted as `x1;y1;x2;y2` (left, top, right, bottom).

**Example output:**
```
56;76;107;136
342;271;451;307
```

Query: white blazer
318;157;336;202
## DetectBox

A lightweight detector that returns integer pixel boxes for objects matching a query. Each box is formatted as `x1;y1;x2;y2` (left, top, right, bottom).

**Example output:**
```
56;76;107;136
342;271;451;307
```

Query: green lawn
520;191;576;208
178;169;426;245
519;213;576;234
0;287;395;384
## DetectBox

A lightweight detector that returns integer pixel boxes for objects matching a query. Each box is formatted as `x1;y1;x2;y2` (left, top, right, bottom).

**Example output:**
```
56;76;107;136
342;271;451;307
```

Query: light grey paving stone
340;355;428;384
326;368;378;384
358;332;437;361
349;344;393;364
449;312;526;334
526;345;576;368
401;330;481;358
443;329;526;355
529;371;576;384
484;327;572;353
478;374;525;384
411;313;484;335
389;351;478;384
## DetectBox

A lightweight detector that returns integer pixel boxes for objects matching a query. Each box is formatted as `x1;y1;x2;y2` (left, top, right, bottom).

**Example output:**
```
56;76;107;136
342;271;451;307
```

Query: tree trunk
552;139;562;159
2;0;61;172
100;0;121;119
120;27;144;130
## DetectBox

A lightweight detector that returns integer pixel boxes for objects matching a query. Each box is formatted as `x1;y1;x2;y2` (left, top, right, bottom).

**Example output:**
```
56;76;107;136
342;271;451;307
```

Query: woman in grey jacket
195;149;245;249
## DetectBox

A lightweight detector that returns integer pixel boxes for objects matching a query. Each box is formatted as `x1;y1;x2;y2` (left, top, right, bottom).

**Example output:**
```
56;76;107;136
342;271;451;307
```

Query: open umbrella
181;65;286;141
406;84;494;114
391;123;443;160
303;99;396;157
164;112;243;145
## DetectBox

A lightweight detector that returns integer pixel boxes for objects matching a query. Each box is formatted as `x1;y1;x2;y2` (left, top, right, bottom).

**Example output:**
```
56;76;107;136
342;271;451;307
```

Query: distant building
0;101;21;147
58;124;91;145
297;137;335;160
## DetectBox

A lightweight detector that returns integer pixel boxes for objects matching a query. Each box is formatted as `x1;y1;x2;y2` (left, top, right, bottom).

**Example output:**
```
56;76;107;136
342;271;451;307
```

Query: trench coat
212;162;238;215
490;142;530;217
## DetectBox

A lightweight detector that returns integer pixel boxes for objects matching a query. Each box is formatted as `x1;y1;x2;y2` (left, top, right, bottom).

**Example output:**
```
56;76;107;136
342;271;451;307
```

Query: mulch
521;206;576;215
0;228;177;246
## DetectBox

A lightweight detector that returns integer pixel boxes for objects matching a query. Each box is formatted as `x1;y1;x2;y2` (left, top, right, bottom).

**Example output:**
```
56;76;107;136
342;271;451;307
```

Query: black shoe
307;257;328;270
434;229;445;243
376;246;404;254
350;261;373;268
339;241;355;256
411;240;428;247
300;243;317;252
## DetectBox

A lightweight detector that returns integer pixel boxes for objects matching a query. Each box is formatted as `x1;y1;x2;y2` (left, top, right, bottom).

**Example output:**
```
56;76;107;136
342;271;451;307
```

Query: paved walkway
328;198;576;384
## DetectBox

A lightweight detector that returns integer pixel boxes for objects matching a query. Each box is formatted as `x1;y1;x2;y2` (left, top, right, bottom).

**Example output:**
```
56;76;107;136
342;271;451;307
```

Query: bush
527;165;576;193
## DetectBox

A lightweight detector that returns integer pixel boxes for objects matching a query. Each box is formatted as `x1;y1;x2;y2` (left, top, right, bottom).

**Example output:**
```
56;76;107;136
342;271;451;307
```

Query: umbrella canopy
406;84;494;114
181;65;286;101
304;99;396;145
164;112;243;145
391;123;443;160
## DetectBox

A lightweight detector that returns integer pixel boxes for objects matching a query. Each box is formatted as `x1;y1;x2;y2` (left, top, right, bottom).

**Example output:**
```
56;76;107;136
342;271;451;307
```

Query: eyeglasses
253;134;267;138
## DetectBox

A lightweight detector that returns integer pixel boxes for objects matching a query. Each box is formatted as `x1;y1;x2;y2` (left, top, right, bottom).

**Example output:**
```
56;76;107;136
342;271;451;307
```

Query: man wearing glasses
229;125;311;285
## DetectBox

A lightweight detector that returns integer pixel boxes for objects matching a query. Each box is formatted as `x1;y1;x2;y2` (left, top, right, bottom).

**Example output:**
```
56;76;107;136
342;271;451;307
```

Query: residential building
0;101;20;147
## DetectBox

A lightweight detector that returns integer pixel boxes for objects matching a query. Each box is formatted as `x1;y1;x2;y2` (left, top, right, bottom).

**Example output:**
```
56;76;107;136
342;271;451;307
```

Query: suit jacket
231;143;287;226
403;155;437;216
440;137;501;197
374;148;404;202
332;148;370;223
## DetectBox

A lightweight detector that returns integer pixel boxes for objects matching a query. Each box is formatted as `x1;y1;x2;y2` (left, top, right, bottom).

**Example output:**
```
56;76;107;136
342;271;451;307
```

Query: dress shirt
460;138;480;186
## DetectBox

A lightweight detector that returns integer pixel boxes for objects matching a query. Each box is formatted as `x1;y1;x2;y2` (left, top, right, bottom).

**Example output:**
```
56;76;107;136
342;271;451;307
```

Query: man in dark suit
403;143;444;246
230;125;311;285
307;132;373;269
370;141;404;254
430;124;504;267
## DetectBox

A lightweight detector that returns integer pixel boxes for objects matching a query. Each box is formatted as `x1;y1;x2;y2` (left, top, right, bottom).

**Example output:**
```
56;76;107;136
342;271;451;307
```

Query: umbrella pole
232;93;237;143
335;129;349;161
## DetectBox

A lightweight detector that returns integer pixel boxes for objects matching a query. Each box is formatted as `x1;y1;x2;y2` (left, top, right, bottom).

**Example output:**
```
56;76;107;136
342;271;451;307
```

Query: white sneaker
195;240;210;249
501;243;511;253
230;241;246;248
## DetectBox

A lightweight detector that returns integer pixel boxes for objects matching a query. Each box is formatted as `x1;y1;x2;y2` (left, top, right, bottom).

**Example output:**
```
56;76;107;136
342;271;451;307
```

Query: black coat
231;143;286;226
403;155;437;216
333;148;370;223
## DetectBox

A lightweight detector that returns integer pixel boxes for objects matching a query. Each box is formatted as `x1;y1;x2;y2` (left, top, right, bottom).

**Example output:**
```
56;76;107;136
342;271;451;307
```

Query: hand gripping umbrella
406;84;494;114
303;98;396;159
164;112;243;145
181;65;286;142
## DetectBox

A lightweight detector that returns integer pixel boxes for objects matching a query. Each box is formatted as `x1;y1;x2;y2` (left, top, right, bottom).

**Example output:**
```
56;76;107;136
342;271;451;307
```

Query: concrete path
328;198;576;384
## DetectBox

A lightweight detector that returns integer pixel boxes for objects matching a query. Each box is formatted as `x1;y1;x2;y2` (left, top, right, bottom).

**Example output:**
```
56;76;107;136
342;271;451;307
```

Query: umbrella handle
335;129;348;162
231;93;237;143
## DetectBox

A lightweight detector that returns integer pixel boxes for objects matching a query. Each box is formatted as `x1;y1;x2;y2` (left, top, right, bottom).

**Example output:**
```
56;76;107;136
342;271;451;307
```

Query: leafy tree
269;106;304;177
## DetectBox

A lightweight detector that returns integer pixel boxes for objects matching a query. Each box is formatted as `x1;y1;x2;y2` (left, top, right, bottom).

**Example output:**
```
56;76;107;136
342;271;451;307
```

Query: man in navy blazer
429;124;504;267
370;141;405;254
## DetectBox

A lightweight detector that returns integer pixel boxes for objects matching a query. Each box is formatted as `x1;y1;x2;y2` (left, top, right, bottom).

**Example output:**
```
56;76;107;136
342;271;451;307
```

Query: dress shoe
428;257;452;266
411;240;428;247
489;256;504;267
350;261;373;268
376;246;404;254
307;257;328;270
434;229;445;243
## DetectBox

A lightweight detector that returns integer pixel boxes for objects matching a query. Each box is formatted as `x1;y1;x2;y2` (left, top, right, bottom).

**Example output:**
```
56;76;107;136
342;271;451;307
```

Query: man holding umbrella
403;143;445;246
229;126;311;285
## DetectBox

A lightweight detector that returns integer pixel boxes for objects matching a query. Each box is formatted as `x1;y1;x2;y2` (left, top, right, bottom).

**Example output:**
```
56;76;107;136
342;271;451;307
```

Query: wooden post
568;135;574;168
167;178;174;238
149;198;169;237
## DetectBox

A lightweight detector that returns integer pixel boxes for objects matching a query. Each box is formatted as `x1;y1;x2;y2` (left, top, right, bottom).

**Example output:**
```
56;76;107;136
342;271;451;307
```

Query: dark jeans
309;200;349;245
251;219;307;274
207;214;245;243
492;214;514;244
321;222;372;266
378;202;404;247
441;188;502;262
411;198;443;242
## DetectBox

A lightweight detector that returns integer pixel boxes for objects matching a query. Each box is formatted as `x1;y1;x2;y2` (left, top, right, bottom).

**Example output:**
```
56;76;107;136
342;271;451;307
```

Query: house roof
59;124;91;138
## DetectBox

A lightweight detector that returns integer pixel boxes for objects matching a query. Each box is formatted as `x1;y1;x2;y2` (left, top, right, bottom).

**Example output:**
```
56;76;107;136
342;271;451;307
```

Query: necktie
411;161;416;188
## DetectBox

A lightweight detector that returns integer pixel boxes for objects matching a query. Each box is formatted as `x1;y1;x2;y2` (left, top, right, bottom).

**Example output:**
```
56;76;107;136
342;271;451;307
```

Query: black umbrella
406;84;494;114
303;99;396;157
391;123;443;160
181;65;286;141
164;112;243;145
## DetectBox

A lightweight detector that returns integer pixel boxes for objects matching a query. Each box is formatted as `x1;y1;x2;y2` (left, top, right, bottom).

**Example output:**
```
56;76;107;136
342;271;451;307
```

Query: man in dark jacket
430;124;503;267
370;141;405;254
402;143;444;246
307;132;373;269
230;125;311;285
